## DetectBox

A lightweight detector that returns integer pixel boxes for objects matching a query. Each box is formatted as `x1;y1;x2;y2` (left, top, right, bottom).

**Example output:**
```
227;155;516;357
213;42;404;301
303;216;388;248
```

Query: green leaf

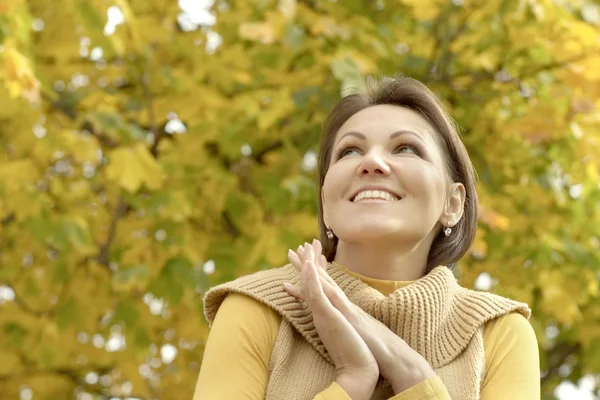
3;323;28;347
225;191;264;235
133;326;152;349
148;256;194;304
56;297;79;329
283;24;306;49
113;300;140;329
62;220;95;255
112;264;150;293
74;1;105;31
74;1;122;57
330;56;363;95
89;111;147;144
292;86;319;108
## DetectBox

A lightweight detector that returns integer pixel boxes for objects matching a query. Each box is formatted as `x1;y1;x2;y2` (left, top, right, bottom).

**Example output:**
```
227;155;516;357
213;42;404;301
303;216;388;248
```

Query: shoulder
214;292;281;340
203;264;297;326
481;312;540;395
195;292;282;400
483;312;538;349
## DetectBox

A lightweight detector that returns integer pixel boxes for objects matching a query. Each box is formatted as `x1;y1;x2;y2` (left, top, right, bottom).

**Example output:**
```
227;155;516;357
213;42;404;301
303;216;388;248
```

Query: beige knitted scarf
204;263;530;400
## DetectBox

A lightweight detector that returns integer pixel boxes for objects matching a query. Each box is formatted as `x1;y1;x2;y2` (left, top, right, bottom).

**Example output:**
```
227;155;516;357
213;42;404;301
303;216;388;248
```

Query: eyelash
334;143;422;160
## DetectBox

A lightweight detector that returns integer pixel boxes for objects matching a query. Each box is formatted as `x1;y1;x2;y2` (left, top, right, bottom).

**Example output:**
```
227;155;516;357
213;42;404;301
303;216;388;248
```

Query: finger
312;239;322;259
297;245;305;263
283;282;304;301
310;262;350;311
292;247;345;311
319;254;328;270
305;242;315;263
287;249;304;271
303;261;327;307
320;258;337;286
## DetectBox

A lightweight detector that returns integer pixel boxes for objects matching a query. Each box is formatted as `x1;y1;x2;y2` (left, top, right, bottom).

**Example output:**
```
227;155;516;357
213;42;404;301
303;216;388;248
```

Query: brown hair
317;75;478;272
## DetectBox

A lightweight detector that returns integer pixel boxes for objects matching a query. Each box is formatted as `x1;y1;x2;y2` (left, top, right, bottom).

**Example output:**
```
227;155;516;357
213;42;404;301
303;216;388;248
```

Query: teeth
354;190;399;202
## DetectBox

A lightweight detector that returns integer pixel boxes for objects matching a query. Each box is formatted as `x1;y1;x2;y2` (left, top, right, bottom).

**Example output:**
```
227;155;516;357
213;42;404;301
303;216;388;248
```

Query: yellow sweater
195;263;540;399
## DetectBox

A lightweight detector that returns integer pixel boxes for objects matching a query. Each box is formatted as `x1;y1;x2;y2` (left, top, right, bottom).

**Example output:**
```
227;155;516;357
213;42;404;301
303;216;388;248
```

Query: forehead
336;104;438;143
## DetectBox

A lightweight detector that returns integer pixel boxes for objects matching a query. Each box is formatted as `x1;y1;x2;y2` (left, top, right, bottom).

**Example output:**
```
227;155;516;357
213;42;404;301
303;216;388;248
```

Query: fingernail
283;282;293;290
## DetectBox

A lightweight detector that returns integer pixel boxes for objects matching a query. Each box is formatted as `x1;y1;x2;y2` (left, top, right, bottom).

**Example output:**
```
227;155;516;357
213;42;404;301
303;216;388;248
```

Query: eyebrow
336;130;425;144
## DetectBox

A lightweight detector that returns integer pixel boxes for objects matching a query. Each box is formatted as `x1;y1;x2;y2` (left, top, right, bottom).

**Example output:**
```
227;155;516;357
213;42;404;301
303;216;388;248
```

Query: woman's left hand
284;240;437;395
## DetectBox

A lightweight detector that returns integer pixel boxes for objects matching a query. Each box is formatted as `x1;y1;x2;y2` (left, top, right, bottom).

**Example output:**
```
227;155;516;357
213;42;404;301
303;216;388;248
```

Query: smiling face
321;104;463;248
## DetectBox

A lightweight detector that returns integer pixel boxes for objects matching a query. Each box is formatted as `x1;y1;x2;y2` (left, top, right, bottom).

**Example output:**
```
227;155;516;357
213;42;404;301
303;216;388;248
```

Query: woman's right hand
284;245;379;400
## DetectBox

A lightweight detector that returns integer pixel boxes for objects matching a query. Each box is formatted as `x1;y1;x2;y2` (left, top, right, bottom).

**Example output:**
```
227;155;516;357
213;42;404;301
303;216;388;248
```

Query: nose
358;150;391;176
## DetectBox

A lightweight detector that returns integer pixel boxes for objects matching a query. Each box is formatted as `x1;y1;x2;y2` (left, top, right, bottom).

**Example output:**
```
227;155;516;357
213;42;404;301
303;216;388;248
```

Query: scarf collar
204;263;530;368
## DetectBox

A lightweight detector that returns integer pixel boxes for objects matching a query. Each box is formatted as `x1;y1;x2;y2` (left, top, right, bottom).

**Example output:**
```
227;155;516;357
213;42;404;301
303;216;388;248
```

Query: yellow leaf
133;143;164;190
0;38;40;105
106;143;163;192
115;0;142;52
478;205;510;230
0;159;40;192
586;162;599;183
287;212;319;239
0;0;19;15
4;190;44;221
239;22;278;43
469;229;487;259
278;0;297;22
539;269;582;325
160;190;193;222
403;0;443;20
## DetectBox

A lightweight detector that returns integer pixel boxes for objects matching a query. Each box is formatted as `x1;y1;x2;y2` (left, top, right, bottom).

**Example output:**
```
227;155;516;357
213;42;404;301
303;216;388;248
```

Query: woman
194;76;540;399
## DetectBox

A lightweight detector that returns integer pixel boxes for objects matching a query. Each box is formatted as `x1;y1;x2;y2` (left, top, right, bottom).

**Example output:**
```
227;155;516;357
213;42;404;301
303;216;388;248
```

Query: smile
352;190;400;202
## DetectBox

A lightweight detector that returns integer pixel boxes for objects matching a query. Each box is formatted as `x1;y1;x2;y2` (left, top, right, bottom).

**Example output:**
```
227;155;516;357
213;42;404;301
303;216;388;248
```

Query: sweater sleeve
388;377;451;399
193;292;353;400
480;312;541;399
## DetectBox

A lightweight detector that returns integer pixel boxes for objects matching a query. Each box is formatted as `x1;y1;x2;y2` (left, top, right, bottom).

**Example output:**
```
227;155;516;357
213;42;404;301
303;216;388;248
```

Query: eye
335;146;360;160
395;144;420;155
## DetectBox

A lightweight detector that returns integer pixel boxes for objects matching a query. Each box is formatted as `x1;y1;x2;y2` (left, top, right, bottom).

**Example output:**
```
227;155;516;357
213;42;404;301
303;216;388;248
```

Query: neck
333;237;433;281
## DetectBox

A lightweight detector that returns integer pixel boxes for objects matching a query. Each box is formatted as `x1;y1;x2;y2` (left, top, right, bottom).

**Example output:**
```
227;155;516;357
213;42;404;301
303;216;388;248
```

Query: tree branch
222;211;241;237
253;140;283;164
1;212;15;227
97;197;128;268
142;49;163;158
7;287;55;317
541;342;581;386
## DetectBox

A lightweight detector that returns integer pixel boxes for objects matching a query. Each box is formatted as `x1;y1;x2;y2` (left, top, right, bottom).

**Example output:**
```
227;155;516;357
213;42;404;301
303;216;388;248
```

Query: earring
444;226;452;236
326;227;334;240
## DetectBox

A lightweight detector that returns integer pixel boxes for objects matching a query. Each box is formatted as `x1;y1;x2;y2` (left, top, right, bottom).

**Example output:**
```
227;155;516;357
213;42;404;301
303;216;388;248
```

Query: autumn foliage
1;0;599;399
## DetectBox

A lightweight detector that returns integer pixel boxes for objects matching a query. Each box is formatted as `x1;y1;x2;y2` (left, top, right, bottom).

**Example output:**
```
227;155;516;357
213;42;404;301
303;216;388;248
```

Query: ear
440;182;466;228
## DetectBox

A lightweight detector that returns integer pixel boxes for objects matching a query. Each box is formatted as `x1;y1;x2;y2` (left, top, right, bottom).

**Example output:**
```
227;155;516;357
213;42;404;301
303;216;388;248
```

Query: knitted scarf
204;263;530;400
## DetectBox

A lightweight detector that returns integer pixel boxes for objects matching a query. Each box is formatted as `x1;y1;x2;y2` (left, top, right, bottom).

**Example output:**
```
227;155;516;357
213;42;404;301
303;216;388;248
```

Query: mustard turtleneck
331;261;415;295
194;263;540;399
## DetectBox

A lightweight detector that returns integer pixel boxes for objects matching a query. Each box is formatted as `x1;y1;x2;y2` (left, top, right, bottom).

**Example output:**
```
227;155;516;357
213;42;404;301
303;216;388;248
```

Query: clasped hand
283;240;436;397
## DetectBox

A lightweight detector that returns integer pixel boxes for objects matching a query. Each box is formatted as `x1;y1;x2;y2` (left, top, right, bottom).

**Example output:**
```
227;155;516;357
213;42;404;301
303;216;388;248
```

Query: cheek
406;165;446;198
322;167;345;201
321;174;335;216
427;171;448;209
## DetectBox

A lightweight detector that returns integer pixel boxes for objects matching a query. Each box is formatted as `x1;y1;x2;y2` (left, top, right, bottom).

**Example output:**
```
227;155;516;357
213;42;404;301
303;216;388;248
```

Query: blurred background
0;0;599;399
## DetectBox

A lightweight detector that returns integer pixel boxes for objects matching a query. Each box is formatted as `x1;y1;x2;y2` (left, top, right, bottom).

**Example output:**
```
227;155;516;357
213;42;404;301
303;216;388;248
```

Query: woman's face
322;104;461;245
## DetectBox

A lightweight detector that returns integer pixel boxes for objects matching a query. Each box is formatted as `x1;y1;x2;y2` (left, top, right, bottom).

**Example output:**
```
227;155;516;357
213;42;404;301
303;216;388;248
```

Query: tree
1;0;599;398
